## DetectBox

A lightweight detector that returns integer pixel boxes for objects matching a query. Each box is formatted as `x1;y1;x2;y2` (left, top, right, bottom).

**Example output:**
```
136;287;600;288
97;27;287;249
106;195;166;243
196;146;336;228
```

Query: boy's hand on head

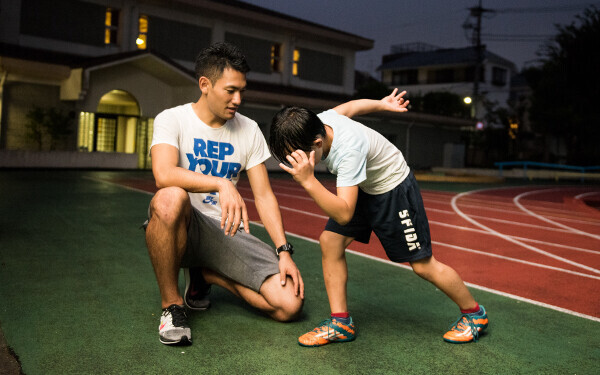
279;150;316;187
381;88;409;113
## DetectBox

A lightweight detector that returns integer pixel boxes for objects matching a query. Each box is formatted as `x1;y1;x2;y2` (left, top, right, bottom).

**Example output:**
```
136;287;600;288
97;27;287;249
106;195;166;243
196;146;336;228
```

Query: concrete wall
0;150;138;169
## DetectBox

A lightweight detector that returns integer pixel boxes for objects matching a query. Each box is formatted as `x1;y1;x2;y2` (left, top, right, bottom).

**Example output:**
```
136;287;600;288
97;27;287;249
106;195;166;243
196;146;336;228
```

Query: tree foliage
526;6;600;165
25;106;74;150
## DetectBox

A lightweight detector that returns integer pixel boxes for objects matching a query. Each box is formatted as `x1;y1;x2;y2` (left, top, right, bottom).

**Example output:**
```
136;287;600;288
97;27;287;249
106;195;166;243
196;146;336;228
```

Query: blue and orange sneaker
443;305;488;343
298;317;356;347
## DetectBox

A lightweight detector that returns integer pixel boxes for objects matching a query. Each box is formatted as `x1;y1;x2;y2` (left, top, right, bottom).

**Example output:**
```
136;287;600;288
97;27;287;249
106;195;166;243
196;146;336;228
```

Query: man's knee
149;187;190;225
262;275;303;322
273;290;303;322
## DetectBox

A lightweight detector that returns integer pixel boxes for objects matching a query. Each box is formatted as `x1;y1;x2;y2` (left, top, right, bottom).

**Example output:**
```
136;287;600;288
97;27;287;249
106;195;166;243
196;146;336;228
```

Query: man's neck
191;99;226;128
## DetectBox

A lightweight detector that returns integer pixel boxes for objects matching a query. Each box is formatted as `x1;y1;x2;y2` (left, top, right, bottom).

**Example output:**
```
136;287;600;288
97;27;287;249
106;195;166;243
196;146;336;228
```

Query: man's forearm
254;193;287;248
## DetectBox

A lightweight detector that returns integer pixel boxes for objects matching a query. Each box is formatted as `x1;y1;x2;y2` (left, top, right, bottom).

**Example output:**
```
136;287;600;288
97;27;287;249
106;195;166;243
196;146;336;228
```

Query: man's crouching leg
203;269;303;322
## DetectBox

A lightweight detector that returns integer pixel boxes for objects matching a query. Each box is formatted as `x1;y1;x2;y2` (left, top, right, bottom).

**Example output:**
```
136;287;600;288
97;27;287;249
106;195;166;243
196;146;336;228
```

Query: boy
268;89;487;346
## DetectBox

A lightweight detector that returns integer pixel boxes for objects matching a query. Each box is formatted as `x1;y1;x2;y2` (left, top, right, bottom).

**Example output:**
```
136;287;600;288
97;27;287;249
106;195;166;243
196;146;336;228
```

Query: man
145;42;304;345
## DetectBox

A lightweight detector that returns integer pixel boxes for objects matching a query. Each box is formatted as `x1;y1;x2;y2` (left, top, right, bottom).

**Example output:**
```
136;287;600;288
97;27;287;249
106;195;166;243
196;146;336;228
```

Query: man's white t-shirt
317;109;410;195
150;103;270;220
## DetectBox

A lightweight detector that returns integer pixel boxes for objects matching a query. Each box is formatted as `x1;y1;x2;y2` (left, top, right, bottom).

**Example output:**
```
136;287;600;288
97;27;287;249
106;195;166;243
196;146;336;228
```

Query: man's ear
199;76;211;95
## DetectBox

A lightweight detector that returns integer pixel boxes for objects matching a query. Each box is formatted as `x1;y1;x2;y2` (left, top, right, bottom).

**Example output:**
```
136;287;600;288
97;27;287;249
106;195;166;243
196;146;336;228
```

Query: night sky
241;0;600;77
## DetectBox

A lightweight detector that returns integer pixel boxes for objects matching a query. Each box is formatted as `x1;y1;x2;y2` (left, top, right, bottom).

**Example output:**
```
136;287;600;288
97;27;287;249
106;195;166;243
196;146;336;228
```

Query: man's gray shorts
145;206;280;293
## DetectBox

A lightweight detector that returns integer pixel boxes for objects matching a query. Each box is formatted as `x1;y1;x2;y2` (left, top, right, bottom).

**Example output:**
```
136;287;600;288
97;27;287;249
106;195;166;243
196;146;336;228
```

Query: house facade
379;43;517;124
0;0;473;170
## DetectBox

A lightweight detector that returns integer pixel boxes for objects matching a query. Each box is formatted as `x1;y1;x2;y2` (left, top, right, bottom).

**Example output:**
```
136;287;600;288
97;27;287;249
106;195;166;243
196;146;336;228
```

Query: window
295;48;344;85
392;69;418;85
104;8;119;45
492;67;507;86
292;49;300;76
465;66;485;83
21;0;106;46
271;44;282;72
148;16;211;61
225;33;273;74
136;15;148;50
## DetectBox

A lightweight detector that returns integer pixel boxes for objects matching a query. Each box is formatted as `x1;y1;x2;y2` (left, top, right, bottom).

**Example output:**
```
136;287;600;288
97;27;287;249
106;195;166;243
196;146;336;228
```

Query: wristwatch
275;242;294;257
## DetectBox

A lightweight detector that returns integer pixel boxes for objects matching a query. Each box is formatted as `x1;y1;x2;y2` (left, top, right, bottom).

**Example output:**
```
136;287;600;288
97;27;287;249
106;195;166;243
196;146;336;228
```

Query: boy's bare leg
203;269;303;322
410;255;477;310
319;231;354;313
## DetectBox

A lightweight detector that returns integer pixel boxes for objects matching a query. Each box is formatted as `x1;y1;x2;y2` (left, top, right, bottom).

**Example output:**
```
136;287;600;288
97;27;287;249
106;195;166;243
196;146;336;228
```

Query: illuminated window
137;15;148;50
292;49;300;76
104;8;119;45
271;44;282;72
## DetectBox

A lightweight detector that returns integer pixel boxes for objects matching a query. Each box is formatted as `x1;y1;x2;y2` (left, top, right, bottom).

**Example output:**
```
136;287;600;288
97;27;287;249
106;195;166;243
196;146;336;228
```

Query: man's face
202;67;247;123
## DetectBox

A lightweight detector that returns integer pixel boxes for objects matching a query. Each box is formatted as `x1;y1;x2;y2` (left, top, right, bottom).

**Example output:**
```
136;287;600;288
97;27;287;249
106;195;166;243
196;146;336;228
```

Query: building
0;0;473;170
379;43;517;123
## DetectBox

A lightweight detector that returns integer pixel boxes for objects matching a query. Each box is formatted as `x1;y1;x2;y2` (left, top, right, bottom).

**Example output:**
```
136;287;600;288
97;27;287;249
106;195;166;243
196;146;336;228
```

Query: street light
463;96;472;104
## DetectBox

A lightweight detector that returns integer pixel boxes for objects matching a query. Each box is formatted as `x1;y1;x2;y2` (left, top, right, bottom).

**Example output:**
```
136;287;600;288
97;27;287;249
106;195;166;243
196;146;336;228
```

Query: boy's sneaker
184;267;211;311
443;305;488;343
298;317;356;347
159;304;192;345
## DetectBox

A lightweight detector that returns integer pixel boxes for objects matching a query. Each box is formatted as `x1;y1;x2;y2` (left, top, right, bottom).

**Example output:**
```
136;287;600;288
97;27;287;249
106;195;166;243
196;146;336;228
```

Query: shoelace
167;305;188;327
449;315;480;342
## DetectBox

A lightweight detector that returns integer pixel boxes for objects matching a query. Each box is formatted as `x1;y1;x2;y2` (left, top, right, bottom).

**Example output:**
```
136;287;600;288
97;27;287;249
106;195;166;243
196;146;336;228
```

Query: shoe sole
183;268;210;311
298;336;356;347
159;336;192;346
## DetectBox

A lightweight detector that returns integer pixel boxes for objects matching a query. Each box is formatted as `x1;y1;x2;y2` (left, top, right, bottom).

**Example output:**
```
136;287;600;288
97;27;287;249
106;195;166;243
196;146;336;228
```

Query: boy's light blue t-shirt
317;109;410;195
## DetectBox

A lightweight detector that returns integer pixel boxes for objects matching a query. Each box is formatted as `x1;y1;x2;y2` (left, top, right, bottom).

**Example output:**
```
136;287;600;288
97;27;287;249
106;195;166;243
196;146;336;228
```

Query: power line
494;3;600;14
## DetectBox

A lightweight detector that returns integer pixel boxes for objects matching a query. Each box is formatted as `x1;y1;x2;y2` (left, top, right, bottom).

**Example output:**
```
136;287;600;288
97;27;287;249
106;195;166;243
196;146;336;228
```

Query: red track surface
236;179;600;319
117;176;600;319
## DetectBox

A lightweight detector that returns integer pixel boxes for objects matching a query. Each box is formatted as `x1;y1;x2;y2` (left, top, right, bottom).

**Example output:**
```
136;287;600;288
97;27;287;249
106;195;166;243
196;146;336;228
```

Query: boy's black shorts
324;171;432;263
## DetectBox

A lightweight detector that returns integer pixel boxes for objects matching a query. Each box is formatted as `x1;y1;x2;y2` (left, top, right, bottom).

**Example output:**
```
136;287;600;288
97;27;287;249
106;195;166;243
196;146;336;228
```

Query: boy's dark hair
194;42;250;83
269;107;326;164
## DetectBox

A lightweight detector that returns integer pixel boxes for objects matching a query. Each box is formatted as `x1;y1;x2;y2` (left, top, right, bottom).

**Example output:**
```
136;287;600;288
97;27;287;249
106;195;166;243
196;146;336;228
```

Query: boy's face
200;67;246;124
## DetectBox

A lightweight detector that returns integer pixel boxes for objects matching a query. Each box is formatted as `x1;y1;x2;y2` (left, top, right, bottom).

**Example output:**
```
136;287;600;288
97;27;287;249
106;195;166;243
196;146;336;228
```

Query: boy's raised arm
332;88;409;118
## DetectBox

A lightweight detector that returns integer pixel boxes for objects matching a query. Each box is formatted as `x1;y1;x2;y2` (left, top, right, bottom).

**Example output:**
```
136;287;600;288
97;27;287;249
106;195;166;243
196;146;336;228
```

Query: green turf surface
0;170;599;374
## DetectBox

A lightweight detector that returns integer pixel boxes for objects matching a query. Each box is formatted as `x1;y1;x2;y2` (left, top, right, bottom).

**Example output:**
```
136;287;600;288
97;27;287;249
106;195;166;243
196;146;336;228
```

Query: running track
111;174;600;321
235;178;600;321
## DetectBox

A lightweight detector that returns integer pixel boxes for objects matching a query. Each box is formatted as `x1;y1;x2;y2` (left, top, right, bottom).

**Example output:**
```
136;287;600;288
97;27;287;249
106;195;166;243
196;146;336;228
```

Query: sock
461;303;481;315
331;312;351;324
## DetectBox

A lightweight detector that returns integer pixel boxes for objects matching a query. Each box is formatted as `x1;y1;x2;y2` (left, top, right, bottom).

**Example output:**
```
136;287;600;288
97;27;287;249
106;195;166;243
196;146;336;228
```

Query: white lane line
426;207;575;234
575;191;600;200
514;189;600;241
429;220;600;255
431;241;600;280
271;202;600;277
102;177;600;322
426;196;600;227
273;227;600;323
451;189;600;274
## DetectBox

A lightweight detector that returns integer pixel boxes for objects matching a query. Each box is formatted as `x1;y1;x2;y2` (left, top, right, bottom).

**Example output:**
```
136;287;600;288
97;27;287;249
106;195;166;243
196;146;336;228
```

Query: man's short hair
194;42;250;83
269;107;326;164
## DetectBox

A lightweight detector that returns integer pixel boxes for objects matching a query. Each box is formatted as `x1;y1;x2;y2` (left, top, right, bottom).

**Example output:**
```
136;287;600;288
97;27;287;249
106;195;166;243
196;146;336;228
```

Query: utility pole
467;0;494;119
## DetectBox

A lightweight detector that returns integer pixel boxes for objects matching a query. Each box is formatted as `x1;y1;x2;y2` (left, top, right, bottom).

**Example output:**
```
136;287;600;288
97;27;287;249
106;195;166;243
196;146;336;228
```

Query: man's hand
217;179;249;236
380;88;409;113
278;252;304;299
279;150;316;187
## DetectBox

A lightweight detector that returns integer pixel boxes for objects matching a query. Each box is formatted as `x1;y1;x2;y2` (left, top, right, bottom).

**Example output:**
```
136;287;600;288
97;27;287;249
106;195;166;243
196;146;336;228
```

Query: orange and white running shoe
298;317;356;347
443;305;488;343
